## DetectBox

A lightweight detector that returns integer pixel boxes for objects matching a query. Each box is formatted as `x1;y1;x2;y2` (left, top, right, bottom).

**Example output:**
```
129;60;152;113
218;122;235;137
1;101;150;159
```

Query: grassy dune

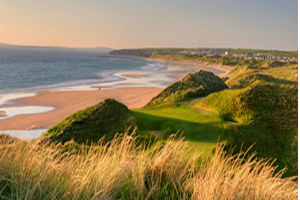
0;133;297;200
42;99;137;144
146;70;227;106
199;81;298;176
226;62;298;89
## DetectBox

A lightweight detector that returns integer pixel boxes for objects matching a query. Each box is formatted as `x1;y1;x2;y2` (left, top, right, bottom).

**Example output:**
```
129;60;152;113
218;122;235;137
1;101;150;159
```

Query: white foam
52;62;187;91
0;129;47;140
9;63;199;93
140;62;169;71
0;93;36;105
96;71;174;89
0;106;55;119
55;66;198;91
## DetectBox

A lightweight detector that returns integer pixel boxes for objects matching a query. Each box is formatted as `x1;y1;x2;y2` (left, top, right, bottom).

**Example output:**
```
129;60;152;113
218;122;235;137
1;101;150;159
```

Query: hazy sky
0;0;298;50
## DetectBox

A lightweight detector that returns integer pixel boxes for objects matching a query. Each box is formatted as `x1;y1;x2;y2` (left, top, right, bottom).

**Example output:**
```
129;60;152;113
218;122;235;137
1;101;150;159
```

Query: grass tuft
0;132;297;200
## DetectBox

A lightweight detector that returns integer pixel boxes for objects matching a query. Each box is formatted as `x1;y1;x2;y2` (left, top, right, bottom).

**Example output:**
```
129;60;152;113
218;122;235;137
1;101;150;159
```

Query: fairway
132;101;227;154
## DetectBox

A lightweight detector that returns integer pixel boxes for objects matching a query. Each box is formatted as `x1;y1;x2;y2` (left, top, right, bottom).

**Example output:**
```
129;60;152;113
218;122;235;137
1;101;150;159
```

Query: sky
0;0;298;50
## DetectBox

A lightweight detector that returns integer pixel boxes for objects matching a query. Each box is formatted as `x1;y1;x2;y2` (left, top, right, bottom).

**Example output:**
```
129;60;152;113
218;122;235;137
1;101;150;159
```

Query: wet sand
121;74;146;78
0;111;7;118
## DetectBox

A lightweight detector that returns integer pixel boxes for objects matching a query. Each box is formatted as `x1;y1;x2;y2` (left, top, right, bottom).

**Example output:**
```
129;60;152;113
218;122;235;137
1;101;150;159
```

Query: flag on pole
168;105;170;116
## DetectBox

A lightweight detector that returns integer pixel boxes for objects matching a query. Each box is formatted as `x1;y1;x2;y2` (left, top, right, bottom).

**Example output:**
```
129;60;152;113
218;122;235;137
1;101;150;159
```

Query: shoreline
99;55;233;78
0;57;234;131
142;57;233;77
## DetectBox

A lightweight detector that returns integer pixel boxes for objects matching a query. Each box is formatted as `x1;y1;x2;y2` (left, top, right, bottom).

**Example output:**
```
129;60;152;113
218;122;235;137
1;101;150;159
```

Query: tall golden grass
0;132;297;200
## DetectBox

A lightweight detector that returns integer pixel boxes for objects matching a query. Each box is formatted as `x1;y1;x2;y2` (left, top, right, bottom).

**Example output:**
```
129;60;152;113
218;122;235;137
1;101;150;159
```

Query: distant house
245;52;254;58
224;51;230;56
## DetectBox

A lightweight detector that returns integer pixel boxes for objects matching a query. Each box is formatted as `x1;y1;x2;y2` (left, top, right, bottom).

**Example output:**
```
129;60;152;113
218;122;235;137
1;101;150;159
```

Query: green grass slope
147;70;228;106
133;101;227;155
226;61;298;89
198;81;298;176
41;99;137;144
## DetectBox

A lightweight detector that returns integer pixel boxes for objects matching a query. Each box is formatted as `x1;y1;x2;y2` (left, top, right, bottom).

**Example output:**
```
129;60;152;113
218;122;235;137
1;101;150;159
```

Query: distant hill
0;42;113;53
146;70;228;106
109;48;191;57
0;43;12;47
41;99;136;144
109;48;298;58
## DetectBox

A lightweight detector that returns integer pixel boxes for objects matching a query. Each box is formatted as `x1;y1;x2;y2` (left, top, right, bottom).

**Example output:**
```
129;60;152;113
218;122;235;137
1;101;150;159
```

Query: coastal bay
0;55;232;132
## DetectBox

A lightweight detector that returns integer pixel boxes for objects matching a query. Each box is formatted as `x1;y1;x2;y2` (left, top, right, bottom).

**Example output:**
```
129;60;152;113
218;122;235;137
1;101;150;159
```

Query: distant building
245;52;254;58
224;51;230;56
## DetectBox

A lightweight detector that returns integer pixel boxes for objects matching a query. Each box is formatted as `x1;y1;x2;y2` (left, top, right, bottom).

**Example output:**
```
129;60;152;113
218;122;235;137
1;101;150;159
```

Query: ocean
0;47;178;139
0;47;169;94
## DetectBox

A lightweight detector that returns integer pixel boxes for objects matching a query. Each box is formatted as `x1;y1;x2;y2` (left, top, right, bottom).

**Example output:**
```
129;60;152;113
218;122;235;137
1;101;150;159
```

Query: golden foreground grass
0;132;297;200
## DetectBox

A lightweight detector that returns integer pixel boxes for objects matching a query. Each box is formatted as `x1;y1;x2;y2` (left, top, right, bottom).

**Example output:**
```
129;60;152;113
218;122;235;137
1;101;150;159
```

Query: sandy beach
0;87;162;130
0;57;233;131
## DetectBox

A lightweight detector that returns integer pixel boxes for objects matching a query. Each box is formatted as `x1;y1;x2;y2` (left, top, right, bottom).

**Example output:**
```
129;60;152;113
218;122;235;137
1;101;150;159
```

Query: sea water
0;46;179;139
0;46;169;94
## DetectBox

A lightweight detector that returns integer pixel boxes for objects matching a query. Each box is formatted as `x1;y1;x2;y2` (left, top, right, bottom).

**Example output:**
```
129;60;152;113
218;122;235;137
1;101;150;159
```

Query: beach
0;87;162;130
0;57;233;132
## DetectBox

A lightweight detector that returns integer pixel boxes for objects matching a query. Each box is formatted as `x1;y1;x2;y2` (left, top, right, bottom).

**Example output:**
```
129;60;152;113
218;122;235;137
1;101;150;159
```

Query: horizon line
0;42;298;52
